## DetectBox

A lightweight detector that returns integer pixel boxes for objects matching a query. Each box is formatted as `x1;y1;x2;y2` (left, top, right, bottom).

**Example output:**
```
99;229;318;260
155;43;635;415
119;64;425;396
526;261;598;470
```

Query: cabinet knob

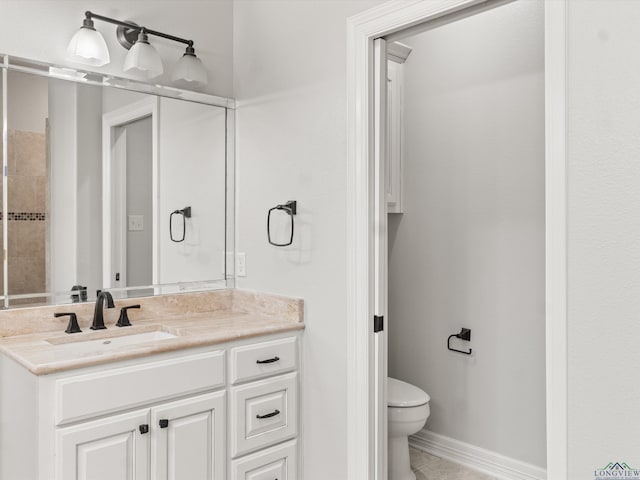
256;356;280;364
139;424;149;434
159;419;169;428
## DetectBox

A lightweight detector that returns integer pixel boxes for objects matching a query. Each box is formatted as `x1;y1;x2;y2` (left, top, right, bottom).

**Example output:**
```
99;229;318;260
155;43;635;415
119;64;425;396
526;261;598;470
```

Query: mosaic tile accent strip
0;212;47;221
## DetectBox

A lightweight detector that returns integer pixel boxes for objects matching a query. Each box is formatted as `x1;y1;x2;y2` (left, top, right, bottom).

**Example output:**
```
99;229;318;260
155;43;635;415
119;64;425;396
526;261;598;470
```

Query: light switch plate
221;252;247;277
128;215;144;232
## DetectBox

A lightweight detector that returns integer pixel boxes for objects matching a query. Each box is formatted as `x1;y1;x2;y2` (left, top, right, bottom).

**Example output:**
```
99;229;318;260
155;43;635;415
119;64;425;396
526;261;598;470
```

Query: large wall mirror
0;56;234;308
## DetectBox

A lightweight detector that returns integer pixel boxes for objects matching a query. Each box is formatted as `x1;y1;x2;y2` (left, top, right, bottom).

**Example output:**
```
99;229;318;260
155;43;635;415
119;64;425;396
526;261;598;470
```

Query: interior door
56;409;150;480
151;391;226;480
373;36;389;480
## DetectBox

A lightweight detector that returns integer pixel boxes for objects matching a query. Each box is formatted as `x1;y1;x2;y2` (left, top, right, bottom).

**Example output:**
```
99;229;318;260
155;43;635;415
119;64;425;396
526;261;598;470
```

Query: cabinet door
151;391;226;480
56;409;150;480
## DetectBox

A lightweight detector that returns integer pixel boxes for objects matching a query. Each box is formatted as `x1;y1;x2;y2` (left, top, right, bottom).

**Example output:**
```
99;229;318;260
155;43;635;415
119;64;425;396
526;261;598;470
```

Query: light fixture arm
85;11;194;48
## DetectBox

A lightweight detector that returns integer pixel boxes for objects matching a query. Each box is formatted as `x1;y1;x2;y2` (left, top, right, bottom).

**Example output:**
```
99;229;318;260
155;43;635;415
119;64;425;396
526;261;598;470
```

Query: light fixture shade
67;25;110;66
123;32;163;78
172;51;208;86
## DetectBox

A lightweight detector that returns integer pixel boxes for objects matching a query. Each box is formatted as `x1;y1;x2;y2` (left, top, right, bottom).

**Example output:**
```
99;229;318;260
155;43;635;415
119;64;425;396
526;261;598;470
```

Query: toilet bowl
388;377;430;480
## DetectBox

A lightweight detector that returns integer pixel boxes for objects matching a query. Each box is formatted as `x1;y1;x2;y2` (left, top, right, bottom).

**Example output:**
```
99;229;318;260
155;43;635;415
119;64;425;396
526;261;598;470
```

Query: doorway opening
102;97;159;290
387;1;545;478
346;1;567;479
112;116;153;288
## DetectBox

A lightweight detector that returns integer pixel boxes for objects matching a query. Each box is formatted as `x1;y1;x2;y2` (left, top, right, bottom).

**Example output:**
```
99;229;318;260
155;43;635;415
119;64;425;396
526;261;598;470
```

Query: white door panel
151;391;226;480
57;409;149;480
373;36;389;480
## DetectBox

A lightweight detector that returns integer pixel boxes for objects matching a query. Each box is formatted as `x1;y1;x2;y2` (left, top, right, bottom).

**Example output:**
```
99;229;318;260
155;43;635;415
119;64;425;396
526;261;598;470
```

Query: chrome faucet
91;291;115;330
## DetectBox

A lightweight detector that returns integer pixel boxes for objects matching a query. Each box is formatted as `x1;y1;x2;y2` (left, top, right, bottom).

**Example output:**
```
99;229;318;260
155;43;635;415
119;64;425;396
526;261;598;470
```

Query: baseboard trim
409;429;547;480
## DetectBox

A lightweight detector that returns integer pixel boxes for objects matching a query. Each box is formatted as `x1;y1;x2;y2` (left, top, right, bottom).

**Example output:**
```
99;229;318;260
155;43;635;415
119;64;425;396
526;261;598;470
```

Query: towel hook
170;206;191;242
267;200;297;247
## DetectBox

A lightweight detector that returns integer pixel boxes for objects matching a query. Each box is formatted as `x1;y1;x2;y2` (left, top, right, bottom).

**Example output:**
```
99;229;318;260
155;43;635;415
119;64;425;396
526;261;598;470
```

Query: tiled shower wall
0;129;48;296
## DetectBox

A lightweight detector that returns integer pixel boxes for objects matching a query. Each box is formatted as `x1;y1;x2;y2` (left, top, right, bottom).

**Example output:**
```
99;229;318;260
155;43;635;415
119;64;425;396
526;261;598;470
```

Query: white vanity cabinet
0;332;301;480
52;350;227;480
229;336;299;479
56;391;226;480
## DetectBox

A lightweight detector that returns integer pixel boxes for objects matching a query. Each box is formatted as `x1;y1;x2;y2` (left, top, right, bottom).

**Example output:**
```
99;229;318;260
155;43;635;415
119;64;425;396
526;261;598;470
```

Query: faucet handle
116;305;141;327
55;312;82;334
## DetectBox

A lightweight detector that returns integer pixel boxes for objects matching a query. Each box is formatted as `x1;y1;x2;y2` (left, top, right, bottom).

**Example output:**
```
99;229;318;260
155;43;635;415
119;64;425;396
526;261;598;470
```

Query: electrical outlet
237;252;247;277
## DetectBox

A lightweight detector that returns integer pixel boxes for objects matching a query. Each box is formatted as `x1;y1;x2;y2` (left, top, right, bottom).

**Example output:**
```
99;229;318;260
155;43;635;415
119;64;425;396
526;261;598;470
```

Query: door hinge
374;315;384;333
115;272;120;281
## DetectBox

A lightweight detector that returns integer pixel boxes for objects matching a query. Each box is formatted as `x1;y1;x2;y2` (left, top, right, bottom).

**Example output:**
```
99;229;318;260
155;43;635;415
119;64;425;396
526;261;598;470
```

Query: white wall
49;79;103;298
388;1;545;467
233;1;384;478
233;1;640;478
75;83;103;297
0;1;233;98
49;82;227;297
125;116;153;287
48;79;78;295
567;1;640;476
101;91;227;288
158;97;226;284
6;72;48;134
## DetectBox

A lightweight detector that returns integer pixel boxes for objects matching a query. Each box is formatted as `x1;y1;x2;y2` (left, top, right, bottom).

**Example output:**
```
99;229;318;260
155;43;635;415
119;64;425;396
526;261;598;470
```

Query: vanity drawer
230;372;298;457
56;350;225;425
230;336;297;385
231;440;297;480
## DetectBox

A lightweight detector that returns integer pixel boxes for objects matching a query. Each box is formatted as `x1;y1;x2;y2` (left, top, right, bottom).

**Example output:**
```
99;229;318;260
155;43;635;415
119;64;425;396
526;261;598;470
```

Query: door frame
102;97;159;288
346;1;568;479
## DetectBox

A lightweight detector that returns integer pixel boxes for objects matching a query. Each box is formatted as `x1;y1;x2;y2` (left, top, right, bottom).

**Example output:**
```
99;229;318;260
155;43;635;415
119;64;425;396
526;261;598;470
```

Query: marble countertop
0;289;304;375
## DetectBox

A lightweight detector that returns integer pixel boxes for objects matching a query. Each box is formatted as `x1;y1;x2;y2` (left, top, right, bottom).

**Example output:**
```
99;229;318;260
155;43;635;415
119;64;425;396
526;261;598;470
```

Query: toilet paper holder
447;328;472;355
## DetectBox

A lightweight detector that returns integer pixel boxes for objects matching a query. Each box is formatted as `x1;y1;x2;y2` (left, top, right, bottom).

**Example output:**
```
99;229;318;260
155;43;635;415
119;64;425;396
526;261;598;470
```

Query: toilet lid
387;377;430;407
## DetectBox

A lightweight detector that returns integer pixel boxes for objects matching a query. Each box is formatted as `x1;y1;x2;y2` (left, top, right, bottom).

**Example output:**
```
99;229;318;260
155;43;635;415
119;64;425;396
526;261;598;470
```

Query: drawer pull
159;419;169;428
256;409;281;420
256;356;280;364
139;424;149;434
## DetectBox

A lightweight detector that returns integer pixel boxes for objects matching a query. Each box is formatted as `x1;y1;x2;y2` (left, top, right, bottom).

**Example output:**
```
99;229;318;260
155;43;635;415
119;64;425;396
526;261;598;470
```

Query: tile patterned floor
410;447;497;480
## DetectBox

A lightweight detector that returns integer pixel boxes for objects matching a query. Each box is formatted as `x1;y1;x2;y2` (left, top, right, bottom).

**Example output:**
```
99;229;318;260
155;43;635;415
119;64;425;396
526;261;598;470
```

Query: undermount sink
46;330;177;356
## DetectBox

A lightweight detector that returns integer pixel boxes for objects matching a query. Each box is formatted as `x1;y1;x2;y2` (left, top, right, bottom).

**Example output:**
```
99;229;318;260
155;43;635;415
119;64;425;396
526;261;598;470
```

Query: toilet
388;377;430;480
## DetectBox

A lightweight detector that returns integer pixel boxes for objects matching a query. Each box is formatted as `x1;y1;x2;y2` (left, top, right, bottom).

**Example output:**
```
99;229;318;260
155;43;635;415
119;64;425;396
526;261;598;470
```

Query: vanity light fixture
172;45;208;86
67;11;208;86
122;29;164;78
66;16;110;66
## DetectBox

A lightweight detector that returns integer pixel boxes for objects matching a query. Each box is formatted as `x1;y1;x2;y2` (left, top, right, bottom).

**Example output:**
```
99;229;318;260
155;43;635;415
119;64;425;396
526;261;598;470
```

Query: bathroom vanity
0;289;303;480
0;54;304;480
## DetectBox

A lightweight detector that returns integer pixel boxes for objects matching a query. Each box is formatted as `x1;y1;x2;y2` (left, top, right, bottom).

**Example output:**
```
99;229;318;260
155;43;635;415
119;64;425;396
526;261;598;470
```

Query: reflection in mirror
2;66;230;308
